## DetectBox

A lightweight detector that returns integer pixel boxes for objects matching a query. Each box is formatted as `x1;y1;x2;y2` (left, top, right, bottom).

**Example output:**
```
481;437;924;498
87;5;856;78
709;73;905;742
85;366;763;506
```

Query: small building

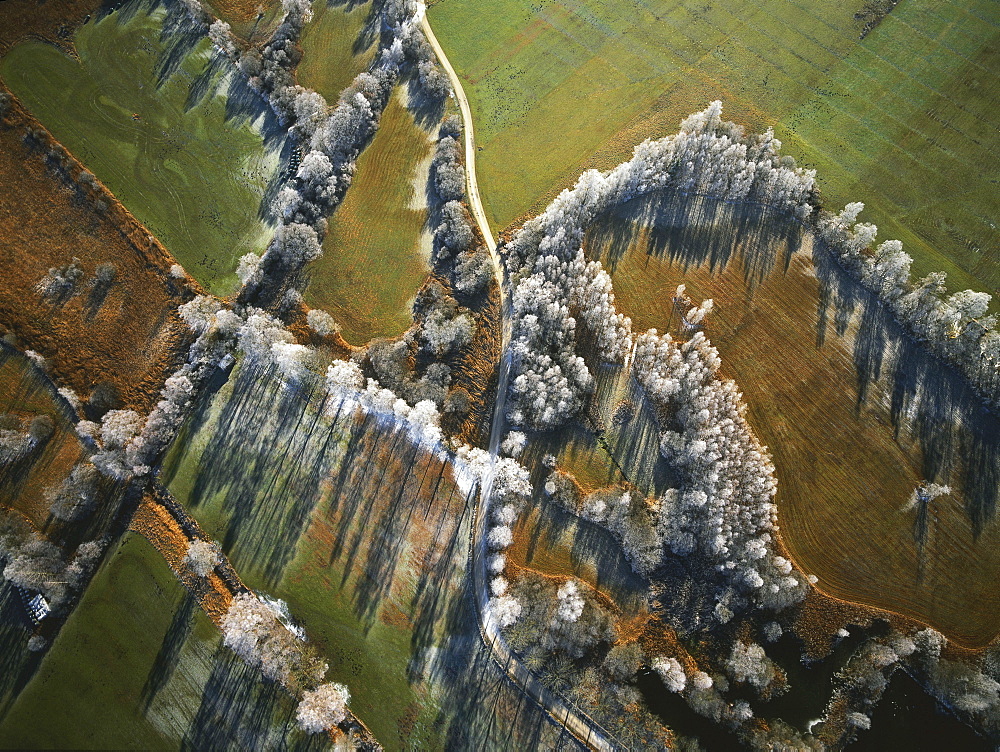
26;594;50;624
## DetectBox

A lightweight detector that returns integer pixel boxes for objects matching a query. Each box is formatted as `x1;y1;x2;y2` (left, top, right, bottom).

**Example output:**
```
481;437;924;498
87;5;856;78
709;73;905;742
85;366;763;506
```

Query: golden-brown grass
0;95;193;413
306;89;435;346
587;201;1000;648
130;494;234;624
0;354;88;527
0;0;101;56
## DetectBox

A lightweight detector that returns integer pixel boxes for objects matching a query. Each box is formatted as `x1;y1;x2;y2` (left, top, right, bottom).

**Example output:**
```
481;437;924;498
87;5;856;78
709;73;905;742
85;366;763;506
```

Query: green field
161;364;460;749
585;191;1000;647
0;532;315;749
161;362;573;749
0;3;281;296
428;0;999;297
305;89;434;346
298;0;377;103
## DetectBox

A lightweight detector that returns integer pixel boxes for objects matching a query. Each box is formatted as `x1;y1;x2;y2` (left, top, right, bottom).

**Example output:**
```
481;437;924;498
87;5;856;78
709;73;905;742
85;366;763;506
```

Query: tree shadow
0;582;41;721
154;3;207;89
181;643;327;751
588;189;803;297
140;589;197;710
813;243;1000;538
588;188;999;546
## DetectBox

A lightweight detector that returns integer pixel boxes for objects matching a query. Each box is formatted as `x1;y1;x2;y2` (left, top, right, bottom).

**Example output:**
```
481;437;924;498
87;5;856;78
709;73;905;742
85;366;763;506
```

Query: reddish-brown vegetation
0;0;101;56
0;95;194;412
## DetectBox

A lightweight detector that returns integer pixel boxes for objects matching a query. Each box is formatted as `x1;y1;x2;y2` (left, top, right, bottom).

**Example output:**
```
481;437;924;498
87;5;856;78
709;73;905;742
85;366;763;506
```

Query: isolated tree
296;683;350;733
306;309;339;336
726;641;775;690
652;656;687;693
28;415;54;443
185;539;222;577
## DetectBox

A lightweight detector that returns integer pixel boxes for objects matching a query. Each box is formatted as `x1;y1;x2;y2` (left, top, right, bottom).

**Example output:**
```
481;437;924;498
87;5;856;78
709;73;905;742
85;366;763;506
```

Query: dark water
639;621;993;750
853;670;993;752
636;669;745;751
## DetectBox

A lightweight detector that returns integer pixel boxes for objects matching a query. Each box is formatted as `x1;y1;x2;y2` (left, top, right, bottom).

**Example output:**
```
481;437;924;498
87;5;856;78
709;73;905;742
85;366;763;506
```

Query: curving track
422;13;618;752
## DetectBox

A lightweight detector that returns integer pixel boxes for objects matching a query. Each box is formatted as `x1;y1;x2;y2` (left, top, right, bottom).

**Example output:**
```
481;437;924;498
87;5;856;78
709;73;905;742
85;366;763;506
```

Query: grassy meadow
428;0;999;297
0;3;282;296
161;362;464;749
305;89;434;346
160;360;576;749
298;0;378;103
585;192;1000;648
0;532;317;749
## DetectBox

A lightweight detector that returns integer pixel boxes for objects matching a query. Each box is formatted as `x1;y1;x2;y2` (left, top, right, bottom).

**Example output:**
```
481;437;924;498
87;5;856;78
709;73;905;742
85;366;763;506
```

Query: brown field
585;192;1000;648
204;0;278;32
305;89;435;346
0;0;101;56
508;499;649;616
0;97;193;413
0;351;87;528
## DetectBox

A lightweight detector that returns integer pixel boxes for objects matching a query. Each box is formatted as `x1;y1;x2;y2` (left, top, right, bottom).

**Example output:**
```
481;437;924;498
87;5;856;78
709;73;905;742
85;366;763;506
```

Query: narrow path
419;15;496;254
423;13;617;752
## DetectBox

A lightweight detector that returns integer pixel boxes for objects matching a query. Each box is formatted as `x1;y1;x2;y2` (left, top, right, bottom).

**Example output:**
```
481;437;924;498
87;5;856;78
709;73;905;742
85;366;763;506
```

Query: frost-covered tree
46;462;99;521
36;258;84;302
652;656;687;693
726;641;775;690
185;539;222;577
296;683;350;733
306;309;339;336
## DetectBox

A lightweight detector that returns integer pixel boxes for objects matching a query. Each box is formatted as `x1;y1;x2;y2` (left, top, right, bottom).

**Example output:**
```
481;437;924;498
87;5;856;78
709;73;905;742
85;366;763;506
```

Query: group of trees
0;531;104;615
221;592;352;734
45;461;99;521
544;472;662;575
35;256;117;306
0;413;53;466
483;456;532;628
634;324;808;615
324;357;445;448
501;102;816;429
817;202;999;409
194;0;441;308
494;104;823;616
505;571;616;660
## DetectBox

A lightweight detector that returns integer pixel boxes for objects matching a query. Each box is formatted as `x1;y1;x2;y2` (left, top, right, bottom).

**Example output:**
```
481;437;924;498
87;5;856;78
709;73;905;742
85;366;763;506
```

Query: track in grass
304;88;435;346
585;190;1000;647
298;0;378;103
0;2;284;296
428;0;999;298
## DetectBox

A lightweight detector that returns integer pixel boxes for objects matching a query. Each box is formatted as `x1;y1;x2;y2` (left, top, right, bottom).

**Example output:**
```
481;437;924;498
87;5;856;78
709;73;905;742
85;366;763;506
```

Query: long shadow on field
590;190;803;294
814;244;1000;539
419;572;580;751
184;53;228;112
140;589;196;711
589;189;1000;544
182;643;326;751
0;583;40;721
181;362;340;586
156;5;206;87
